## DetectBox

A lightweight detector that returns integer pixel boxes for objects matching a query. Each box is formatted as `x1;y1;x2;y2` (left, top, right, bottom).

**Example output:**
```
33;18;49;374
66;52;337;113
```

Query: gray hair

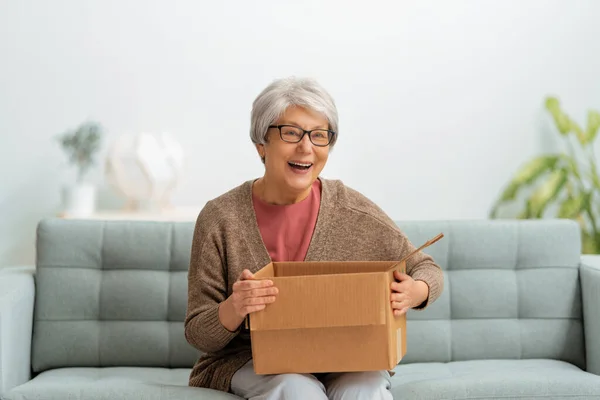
250;77;339;147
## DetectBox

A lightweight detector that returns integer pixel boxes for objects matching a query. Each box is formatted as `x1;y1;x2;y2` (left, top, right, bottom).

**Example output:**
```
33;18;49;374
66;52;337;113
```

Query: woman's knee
325;371;392;400
268;373;326;396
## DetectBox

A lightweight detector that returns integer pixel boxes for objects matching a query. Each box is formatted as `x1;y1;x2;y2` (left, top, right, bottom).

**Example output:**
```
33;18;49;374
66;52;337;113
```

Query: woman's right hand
230;269;278;318
219;269;278;332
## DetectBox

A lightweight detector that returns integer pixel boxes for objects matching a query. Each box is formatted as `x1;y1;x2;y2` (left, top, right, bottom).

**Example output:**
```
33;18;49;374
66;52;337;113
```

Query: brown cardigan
184;178;444;393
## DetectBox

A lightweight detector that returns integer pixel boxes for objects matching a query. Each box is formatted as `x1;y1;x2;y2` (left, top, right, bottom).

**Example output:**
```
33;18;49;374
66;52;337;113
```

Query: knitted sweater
184;178;444;393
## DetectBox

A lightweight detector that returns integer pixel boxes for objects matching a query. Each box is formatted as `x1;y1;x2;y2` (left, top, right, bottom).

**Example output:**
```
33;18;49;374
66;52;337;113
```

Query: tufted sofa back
32;219;198;372
398;219;584;369
31;218;585;372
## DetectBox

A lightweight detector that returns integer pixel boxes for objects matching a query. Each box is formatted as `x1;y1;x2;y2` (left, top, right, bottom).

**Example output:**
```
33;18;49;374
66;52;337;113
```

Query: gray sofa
1;218;600;400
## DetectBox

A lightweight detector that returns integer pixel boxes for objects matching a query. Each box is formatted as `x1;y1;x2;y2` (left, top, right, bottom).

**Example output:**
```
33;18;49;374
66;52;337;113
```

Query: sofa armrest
0;266;35;397
581;256;600;375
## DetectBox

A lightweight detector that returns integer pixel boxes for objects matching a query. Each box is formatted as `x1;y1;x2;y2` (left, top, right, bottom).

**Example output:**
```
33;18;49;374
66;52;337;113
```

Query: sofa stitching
516;223;523;361
449;222;454;363
98;221;106;367
167;223;174;367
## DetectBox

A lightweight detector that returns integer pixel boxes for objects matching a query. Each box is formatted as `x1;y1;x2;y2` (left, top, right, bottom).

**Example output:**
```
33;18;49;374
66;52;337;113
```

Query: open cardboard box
248;233;444;375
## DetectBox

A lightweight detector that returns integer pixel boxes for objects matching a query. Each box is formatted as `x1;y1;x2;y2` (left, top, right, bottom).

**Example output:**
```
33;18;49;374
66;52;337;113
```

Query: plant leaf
489;155;561;218
513;155;561;185
557;193;588;219
545;97;572;135
571;123;587;145
582;230;600;254
517;199;533;219
560;154;583;180
591;170;600;191
528;168;568;217
585;110;600;144
497;182;520;202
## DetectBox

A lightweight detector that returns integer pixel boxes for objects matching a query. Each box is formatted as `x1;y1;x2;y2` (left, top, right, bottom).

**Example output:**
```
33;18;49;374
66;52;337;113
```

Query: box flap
250;272;387;331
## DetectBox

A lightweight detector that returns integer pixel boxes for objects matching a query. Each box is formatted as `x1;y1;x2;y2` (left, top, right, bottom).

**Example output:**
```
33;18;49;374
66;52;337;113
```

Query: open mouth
288;161;313;170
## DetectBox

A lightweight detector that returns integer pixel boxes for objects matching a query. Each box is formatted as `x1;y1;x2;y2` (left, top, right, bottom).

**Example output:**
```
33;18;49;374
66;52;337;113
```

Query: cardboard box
248;233;443;375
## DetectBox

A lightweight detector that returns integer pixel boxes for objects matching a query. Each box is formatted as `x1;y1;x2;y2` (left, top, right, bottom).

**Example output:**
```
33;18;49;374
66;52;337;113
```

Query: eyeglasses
268;125;335;147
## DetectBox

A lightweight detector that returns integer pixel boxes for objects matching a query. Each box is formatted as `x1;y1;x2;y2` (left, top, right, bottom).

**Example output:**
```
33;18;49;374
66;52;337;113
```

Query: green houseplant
489;97;600;254
56;121;103;216
57;121;103;183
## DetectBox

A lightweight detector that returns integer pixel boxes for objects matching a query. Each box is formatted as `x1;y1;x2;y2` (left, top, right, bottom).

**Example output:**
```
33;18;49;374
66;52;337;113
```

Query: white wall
1;0;600;267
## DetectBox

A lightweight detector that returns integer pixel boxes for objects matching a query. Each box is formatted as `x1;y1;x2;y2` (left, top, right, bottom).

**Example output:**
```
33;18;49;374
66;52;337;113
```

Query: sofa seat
5;359;600;400
391;359;600;399
3;367;239;400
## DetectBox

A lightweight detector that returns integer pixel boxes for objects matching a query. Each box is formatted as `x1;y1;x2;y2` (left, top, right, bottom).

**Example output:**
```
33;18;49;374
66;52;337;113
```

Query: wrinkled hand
230;269;278;318
390;271;429;316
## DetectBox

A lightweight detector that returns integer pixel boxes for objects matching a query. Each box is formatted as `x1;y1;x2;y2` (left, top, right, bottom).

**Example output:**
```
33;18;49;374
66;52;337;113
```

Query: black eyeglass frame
268;124;336;147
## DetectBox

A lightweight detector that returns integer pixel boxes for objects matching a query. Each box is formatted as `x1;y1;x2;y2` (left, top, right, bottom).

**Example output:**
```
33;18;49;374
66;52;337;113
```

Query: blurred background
1;0;599;268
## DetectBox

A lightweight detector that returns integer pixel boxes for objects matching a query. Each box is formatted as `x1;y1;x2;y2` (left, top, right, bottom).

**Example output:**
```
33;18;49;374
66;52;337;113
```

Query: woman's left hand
390;271;429;316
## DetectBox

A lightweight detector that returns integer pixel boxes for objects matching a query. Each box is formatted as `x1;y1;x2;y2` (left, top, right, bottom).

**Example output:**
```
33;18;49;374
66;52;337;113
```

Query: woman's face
258;105;331;199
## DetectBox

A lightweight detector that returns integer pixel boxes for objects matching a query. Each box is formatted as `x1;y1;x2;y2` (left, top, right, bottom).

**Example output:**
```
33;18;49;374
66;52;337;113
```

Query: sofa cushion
391;359;600;399
5;360;599;400
3;367;240;400
32;220;201;372
398;220;585;370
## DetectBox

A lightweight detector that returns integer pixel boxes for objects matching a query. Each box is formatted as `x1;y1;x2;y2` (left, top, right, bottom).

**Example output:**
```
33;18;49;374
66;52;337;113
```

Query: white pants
231;360;393;400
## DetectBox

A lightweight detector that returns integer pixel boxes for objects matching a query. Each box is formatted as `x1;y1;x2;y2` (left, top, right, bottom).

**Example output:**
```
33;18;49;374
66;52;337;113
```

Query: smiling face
256;105;331;204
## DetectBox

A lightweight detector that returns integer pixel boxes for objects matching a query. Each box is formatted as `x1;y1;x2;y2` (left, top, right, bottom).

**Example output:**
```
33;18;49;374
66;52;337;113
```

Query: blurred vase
61;183;96;217
105;132;185;210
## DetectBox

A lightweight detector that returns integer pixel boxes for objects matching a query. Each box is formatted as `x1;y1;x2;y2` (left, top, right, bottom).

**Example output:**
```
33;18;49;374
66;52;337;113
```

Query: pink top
252;179;321;262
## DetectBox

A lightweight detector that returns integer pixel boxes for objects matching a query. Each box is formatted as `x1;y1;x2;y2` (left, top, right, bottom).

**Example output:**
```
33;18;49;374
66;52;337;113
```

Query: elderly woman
184;77;443;399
